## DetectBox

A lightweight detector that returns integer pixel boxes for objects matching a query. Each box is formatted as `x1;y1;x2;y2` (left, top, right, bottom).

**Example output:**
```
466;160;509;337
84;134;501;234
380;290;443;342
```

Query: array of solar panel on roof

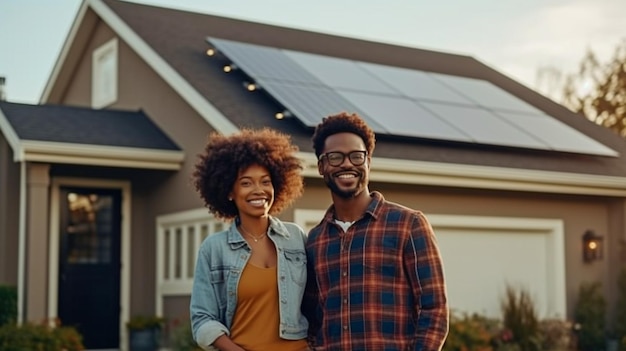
255;79;386;132
207;37;618;157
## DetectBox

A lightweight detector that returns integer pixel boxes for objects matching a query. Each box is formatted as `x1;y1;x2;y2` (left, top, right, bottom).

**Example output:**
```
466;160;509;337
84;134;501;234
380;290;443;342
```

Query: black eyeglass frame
318;150;368;166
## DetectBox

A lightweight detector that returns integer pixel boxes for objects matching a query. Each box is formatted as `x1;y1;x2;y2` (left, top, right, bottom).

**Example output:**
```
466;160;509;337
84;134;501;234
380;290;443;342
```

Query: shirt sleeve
190;243;230;349
404;212;449;351
302;244;320;343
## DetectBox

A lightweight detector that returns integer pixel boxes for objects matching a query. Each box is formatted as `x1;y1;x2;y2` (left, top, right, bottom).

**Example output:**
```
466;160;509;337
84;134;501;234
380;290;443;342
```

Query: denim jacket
190;216;309;350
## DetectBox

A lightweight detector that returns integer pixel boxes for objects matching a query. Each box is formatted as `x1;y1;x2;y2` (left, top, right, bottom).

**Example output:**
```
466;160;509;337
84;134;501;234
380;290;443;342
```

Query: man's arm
405;212;449;351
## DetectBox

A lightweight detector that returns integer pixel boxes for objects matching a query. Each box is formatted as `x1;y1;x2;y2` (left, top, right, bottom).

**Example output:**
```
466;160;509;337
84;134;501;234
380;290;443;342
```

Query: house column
25;163;50;323
606;199;626;332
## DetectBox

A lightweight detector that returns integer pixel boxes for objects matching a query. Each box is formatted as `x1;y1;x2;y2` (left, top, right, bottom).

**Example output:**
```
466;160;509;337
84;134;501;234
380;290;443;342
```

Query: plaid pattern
304;192;448;351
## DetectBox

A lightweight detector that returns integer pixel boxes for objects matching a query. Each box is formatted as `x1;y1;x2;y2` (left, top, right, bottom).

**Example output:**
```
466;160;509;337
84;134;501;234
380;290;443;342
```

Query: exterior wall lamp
582;230;603;263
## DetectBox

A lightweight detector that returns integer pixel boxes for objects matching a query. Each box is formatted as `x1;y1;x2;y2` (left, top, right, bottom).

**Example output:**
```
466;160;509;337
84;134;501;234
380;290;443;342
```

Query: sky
0;0;624;104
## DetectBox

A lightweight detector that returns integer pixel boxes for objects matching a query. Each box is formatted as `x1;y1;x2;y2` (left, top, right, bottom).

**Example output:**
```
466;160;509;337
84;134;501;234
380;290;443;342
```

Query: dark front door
58;187;121;349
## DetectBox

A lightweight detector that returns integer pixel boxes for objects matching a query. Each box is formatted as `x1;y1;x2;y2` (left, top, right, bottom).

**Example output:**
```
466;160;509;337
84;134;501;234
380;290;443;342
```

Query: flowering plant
443;311;497;351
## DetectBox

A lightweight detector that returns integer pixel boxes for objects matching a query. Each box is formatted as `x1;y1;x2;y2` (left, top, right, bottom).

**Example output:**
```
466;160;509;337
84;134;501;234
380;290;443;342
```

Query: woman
190;128;309;351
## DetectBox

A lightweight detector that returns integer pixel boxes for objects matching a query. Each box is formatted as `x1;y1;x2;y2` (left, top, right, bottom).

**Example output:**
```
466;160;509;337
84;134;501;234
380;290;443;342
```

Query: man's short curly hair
311;112;376;157
193;128;304;220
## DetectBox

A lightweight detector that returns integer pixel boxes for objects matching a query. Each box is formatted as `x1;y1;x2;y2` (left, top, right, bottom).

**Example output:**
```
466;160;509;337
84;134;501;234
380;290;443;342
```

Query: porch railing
155;208;226;316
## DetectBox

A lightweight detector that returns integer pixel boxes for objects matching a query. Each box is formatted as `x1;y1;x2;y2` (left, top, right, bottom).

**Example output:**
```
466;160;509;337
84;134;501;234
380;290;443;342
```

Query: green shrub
0;321;84;351
494;344;522;351
538;319;574;351
169;320;202;351
491;328;522;351
443;311;497;351
499;285;541;351
573;281;606;351
443;307;575;351
0;285;17;326
126;315;166;331
52;324;84;351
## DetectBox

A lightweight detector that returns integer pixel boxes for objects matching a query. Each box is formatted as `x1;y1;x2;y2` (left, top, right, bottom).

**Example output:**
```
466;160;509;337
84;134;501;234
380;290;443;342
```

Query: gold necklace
239;225;267;242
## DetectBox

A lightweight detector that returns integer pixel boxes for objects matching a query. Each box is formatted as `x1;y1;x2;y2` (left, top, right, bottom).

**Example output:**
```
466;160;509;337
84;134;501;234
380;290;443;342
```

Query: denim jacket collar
228;216;291;245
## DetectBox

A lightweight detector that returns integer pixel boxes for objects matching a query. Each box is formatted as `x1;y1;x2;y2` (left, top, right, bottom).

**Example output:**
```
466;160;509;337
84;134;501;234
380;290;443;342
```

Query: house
1;0;625;349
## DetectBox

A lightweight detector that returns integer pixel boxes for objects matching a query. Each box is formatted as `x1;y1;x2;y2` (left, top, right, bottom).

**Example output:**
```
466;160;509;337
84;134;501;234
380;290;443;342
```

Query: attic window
92;38;118;109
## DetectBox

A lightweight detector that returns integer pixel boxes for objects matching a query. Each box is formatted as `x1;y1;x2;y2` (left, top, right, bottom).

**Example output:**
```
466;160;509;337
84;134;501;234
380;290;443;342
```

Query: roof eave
299;152;626;197
16;140;185;170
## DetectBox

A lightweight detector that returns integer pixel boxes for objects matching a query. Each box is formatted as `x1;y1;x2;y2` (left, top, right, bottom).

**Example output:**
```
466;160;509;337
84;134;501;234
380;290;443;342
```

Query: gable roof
40;0;626;195
0;101;184;169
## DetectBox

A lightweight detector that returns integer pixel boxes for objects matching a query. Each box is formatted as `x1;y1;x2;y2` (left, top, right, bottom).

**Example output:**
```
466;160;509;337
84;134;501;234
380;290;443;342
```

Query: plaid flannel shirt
303;191;449;351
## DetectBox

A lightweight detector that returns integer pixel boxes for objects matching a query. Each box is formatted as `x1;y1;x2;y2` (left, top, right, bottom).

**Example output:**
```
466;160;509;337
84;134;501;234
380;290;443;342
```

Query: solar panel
430;73;546;115
497;111;618;156
209;38;322;85
256;79;387;133
337;91;471;142
284;51;398;95
206;37;618;157
420;102;549;149
359;62;474;104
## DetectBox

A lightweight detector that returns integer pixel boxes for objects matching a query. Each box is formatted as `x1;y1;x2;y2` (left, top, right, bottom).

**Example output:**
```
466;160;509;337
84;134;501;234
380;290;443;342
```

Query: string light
275;110;293;119
243;81;259;91
223;64;237;73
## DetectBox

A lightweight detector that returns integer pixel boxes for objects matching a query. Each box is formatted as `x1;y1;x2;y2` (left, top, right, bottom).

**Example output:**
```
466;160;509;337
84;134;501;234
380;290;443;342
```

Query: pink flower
500;329;514;342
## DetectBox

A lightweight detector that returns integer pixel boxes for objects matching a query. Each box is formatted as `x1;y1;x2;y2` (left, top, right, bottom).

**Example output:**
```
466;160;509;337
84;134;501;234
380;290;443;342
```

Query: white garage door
429;215;566;319
295;210;566;320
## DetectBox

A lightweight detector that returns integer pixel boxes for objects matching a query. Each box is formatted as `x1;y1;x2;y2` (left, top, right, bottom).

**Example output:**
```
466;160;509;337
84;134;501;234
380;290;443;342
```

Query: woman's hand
211;334;246;351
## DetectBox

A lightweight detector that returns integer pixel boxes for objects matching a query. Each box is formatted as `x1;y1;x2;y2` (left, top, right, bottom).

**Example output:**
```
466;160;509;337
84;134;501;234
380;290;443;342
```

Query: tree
560;39;626;137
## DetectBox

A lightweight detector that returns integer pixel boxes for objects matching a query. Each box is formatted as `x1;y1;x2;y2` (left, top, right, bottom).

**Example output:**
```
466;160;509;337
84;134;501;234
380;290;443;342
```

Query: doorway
57;187;121;349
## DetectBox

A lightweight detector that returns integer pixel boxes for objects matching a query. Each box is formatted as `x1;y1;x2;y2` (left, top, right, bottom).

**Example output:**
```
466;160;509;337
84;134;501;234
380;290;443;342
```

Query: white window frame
92;38;118;109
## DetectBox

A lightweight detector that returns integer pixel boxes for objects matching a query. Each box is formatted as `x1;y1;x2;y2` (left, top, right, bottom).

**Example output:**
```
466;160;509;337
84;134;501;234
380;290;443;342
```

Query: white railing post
156;209;220;312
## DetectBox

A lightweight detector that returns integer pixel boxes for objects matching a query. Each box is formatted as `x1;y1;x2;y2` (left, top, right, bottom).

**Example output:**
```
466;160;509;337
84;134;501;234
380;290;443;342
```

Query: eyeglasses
319;150;368;166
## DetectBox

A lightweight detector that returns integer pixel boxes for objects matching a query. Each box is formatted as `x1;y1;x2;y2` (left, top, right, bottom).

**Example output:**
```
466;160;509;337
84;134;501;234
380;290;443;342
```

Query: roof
39;0;626;195
0;101;184;170
0;101;180;149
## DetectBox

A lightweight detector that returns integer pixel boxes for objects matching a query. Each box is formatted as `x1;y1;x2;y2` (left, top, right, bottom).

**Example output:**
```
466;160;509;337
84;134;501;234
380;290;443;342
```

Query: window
92;38;118;108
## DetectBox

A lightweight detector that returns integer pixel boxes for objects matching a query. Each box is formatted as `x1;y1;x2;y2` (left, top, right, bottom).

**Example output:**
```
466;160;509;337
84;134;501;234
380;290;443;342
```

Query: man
303;112;449;350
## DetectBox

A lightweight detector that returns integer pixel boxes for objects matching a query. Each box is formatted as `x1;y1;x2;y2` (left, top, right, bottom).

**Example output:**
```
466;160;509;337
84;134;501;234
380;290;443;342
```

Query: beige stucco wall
0;135;20;285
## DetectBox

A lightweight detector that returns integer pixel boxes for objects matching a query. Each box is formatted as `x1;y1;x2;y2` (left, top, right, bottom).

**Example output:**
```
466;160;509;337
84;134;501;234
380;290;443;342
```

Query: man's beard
325;174;364;199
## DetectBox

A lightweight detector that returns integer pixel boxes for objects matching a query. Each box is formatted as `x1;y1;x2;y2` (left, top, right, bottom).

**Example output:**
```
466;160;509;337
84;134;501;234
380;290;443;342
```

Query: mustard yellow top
230;263;308;351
